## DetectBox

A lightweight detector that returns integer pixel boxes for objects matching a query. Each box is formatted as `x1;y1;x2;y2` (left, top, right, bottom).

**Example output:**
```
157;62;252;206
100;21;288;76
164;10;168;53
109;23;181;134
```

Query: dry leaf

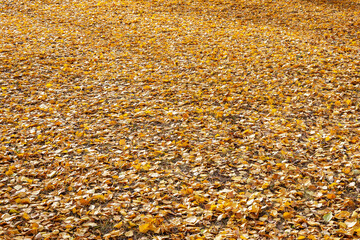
114;222;123;229
283;212;292;219
23;212;30;220
119;139;126;146
323;212;333;223
185;216;198;224
125;230;133;237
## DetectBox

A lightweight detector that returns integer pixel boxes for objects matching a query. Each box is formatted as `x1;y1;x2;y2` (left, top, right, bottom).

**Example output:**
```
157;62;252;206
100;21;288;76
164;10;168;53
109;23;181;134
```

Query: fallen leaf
125;230;133;237
283;212;292;219
23;212;30;220
323;212;333;223
185;216;198;224
139;223;151;233
114;222;123;229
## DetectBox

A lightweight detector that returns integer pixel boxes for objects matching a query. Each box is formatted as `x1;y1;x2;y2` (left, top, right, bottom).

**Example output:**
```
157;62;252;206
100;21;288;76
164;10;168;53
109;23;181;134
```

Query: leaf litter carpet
0;0;360;239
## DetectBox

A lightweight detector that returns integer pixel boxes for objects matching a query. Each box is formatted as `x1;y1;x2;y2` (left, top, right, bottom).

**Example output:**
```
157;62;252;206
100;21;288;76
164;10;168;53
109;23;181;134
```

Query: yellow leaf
142;164;151;171
9;209;19;214
297;236;306;240
93;194;105;201
46;83;52;88
23;212;30;220
5;169;14;176
343;167;351;174
215;111;223;118
139;223;151;233
114;222;123;229
128;221;136;227
119;139;126;145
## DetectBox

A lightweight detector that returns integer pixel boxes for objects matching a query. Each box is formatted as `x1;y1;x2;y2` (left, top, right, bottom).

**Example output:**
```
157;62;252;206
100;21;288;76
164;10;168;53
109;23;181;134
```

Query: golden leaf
23;212;30;220
139;223;151;233
79;198;90;206
5;169;14;176
283;212;292;219
114;222;123;229
326;193;336;199
119;139;126;145
9;209;19;214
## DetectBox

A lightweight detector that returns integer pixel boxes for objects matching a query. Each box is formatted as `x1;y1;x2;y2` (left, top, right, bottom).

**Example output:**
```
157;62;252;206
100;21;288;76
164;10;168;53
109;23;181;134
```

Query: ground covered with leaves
1;0;360;239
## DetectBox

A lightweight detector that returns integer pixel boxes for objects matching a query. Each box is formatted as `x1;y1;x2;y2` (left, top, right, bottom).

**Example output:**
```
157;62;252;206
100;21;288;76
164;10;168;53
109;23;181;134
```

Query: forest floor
1;0;360;239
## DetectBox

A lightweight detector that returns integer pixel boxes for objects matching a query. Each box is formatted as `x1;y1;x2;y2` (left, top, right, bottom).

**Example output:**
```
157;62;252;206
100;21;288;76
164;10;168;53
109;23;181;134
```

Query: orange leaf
16;198;30;204
283;212;292;219
327;193;336;199
79;198;90;206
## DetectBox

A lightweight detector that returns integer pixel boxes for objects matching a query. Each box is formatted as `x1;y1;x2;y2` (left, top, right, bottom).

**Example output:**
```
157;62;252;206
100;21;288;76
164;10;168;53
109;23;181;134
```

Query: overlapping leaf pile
1;0;359;239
